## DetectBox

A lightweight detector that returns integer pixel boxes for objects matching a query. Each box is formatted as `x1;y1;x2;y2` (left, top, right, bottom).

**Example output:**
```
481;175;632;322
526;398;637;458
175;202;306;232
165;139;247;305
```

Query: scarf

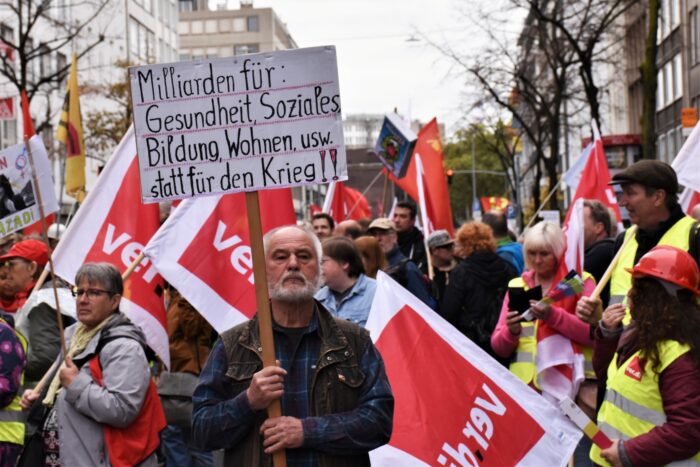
43;314;115;406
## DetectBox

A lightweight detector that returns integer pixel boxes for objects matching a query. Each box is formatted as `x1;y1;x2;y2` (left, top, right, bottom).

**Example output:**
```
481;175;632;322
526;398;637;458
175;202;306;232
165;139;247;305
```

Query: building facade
178;1;297;60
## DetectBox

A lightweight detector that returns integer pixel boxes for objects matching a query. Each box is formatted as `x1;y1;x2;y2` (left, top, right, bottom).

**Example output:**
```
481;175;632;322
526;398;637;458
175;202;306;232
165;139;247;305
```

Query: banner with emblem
51;126;169;366
0;136;58;238
143;188;296;333
367;272;581;466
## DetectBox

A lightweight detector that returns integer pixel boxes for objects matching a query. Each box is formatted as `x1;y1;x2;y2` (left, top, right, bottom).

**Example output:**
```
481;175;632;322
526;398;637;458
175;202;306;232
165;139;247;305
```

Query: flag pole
23;137;67;359
415;155;434;279
246;190;287;467
588;226;637;301
524;178;564;231
122;252;146;281
344;170;383;220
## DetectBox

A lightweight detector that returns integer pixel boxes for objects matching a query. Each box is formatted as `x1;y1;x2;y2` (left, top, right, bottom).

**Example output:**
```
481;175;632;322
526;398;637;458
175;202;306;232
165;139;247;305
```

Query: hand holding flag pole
588;226;637;302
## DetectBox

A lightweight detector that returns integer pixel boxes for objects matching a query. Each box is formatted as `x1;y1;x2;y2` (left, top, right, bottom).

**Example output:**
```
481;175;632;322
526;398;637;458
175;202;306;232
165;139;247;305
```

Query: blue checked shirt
192;308;394;467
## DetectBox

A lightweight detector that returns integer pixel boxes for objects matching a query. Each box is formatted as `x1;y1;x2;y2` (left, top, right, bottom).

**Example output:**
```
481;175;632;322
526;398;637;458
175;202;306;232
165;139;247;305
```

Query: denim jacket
314;274;376;327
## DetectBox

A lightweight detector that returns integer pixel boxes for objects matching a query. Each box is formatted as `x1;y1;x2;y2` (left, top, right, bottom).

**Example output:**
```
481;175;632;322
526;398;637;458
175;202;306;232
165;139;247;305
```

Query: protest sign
367;272;581;466
0;137;58;238
129;46;346;203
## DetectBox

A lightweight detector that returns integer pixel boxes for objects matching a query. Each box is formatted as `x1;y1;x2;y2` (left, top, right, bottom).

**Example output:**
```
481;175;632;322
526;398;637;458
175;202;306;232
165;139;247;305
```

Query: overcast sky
224;0;478;137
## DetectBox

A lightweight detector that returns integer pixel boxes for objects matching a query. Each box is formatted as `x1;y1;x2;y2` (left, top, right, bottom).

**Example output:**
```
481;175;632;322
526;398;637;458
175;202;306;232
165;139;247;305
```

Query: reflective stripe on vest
507;277;538;386
609;217;695;324
590;340;700;465
0;323;26;445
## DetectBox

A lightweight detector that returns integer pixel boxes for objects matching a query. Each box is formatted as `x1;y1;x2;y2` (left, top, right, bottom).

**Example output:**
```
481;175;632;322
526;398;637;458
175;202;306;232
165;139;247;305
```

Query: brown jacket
219;305;377;467
167;291;213;374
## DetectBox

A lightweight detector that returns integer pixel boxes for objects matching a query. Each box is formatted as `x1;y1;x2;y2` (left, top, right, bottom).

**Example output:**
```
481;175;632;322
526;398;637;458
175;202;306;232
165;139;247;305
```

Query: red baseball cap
0;239;50;266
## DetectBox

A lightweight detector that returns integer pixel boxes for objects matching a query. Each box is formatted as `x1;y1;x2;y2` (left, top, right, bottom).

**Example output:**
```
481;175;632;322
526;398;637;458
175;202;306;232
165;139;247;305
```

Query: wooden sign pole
245;191;287;467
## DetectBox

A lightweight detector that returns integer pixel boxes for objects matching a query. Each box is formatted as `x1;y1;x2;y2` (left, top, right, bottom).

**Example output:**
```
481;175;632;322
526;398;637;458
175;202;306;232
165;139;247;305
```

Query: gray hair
75;262;123;295
263;225;322;268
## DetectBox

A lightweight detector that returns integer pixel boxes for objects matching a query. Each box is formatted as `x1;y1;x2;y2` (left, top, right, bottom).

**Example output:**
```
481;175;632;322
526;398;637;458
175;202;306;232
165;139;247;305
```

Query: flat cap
427;230;454;249
367;218;396;231
609;160;678;194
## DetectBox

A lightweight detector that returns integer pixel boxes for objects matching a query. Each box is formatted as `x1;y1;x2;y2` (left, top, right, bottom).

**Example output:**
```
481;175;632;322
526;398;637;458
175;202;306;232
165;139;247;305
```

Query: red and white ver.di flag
144;189;295;333
367;272;581;466
52;126;169;366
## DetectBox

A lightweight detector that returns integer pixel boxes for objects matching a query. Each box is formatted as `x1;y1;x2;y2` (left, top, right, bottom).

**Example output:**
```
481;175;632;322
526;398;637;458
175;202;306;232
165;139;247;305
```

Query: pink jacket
490;270;595;359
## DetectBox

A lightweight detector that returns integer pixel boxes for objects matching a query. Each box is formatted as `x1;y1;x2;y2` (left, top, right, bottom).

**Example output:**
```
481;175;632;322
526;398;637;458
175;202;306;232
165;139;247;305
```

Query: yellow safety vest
507;274;596;386
590;340;700;466
609;216;696;325
0;320;26;445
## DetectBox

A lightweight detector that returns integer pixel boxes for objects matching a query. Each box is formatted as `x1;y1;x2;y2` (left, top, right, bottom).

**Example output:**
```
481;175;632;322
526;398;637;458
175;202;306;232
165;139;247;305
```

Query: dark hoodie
440;251;517;365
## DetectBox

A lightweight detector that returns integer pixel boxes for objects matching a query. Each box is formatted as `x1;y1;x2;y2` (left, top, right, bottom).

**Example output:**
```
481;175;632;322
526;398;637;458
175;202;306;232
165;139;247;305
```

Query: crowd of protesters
0;159;693;466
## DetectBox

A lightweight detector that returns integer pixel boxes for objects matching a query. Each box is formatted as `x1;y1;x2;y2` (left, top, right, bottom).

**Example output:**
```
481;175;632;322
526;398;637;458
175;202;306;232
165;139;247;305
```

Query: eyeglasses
72;288;113;299
2;259;30;269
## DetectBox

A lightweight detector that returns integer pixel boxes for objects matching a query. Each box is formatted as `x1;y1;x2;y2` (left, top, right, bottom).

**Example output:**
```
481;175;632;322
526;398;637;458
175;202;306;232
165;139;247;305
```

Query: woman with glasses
19;262;165;466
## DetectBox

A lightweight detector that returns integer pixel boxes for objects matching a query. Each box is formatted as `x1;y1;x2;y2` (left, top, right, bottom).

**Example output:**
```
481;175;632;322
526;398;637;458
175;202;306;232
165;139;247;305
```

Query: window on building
178;0;195;12
0;23;13;41
218;19;231;32
691;8;699;66
658;133;667;161
657;69;665;108
247;15;259;32
234;44;259;55
191;20;203;34
664;60;673;104
205;19;217;33
129;18;139;57
671;0;680;29
129;17;155;63
232;17;246;32
56;52;67;84
179;52;192;61
673;54;682;100
1;120;17;148
178;22;189;34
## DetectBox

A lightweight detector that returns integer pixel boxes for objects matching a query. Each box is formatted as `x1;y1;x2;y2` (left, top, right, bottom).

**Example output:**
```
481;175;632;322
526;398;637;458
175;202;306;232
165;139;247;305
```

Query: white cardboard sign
129;46;346;203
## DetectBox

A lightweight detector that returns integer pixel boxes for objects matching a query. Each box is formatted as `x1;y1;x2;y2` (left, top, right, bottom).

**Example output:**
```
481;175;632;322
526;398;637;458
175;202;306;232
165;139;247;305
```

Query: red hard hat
626;245;700;295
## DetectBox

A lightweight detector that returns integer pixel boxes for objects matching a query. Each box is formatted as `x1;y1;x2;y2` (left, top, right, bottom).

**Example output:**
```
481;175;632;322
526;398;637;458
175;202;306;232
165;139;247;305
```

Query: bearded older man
191;225;394;467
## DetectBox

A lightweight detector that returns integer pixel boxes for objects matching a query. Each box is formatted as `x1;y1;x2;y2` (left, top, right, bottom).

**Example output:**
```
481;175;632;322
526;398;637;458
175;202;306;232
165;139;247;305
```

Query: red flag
20;90;35;138
680;186;700;214
20;90;56;235
367;273;581;466
144;189;295;334
52;126;169;365
389;119;454;236
323;182;371;223
309;203;321;218
564;125;622;226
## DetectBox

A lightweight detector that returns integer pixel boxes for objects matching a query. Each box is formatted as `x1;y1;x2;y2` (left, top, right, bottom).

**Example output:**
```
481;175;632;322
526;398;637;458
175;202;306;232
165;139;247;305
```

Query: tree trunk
641;0;660;159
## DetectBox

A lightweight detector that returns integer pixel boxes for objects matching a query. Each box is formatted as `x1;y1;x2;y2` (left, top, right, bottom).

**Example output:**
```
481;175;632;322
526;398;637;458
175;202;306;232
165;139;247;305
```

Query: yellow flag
55;54;85;202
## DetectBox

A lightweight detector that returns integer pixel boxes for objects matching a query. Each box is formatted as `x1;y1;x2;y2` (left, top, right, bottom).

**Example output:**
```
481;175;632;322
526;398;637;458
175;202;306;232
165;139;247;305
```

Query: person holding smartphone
490;221;595;400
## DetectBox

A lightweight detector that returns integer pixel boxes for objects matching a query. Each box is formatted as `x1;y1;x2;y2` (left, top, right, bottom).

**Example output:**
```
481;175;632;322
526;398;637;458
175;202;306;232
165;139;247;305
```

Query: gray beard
269;274;321;303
